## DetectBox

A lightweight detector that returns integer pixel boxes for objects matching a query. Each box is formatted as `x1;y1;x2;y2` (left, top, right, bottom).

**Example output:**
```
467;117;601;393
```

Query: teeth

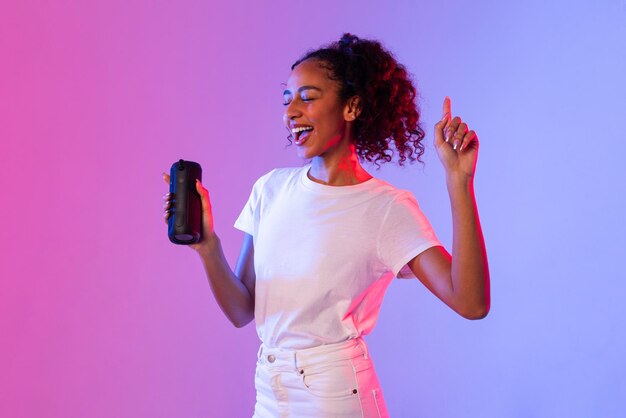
291;126;313;134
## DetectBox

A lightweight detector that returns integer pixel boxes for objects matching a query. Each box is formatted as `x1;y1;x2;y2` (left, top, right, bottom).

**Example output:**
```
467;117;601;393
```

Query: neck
308;143;372;186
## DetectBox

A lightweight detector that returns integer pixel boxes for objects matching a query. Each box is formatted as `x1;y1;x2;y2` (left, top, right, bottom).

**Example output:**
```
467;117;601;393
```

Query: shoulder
265;166;304;182
250;165;305;193
256;166;303;184
367;178;420;209
365;181;431;231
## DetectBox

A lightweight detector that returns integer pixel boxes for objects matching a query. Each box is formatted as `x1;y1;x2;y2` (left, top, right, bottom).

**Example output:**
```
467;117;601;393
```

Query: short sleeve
233;171;273;236
377;191;443;278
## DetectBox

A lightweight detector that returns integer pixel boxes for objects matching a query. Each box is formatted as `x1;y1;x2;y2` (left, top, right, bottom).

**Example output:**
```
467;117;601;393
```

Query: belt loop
357;336;369;359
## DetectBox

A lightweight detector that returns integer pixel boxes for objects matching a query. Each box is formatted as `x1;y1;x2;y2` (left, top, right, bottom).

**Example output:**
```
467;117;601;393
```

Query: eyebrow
282;85;322;96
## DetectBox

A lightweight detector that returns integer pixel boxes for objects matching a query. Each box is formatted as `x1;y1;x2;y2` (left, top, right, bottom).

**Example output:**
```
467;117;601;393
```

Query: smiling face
283;59;358;160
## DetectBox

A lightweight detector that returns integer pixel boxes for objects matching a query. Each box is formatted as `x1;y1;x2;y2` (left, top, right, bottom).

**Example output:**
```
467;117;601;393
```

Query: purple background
2;1;625;417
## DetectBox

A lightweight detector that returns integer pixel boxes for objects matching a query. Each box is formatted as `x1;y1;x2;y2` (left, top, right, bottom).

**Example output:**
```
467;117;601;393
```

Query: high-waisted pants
252;336;390;417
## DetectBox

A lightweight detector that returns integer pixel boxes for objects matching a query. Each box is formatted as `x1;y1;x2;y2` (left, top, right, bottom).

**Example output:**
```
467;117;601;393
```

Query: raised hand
433;96;479;180
162;172;216;252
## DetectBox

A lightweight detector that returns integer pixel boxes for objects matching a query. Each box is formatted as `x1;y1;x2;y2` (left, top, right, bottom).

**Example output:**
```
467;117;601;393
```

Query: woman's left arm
407;96;490;319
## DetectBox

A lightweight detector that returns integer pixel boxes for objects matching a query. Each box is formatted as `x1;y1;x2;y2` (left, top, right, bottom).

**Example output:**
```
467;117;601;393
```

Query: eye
300;92;316;102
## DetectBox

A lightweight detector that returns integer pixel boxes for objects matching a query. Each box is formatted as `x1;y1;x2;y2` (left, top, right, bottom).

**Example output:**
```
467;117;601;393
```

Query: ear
344;96;361;121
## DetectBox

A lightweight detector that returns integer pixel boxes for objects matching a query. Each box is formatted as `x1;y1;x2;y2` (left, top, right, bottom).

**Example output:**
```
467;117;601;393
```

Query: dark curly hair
288;33;426;167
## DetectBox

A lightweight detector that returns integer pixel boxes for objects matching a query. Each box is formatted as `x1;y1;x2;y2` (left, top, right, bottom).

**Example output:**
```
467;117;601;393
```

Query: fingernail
453;140;459;150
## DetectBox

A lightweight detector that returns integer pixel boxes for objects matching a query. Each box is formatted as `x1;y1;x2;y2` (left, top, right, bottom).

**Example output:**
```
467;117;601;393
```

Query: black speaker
168;159;202;245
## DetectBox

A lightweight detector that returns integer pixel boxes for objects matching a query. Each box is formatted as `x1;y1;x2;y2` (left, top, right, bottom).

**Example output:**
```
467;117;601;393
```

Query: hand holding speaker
162;159;215;252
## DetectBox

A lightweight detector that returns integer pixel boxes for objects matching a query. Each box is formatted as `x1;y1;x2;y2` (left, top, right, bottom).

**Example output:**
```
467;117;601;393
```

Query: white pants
252;336;390;417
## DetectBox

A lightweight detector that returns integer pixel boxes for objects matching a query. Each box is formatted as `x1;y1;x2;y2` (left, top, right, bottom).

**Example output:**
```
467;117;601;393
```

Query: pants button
267;354;276;363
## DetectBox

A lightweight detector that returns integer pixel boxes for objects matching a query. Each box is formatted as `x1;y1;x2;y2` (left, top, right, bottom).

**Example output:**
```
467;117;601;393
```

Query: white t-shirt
234;164;443;349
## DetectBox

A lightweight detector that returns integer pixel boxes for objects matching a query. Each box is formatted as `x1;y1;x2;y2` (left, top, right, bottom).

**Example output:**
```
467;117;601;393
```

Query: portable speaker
168;159;202;245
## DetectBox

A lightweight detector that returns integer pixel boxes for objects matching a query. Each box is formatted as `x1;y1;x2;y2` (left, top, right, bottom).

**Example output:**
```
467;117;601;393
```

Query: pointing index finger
443;96;451;119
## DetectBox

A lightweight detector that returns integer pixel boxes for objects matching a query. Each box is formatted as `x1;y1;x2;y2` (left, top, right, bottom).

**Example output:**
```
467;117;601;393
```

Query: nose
284;100;301;125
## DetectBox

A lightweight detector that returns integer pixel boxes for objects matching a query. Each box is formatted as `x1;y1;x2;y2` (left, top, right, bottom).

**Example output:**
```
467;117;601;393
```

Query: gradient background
1;0;625;417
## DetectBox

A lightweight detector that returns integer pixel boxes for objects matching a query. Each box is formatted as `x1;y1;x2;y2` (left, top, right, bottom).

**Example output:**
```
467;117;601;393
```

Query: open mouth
292;126;313;145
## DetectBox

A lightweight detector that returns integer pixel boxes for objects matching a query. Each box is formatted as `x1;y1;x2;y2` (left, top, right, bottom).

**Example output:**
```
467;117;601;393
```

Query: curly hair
289;33;426;167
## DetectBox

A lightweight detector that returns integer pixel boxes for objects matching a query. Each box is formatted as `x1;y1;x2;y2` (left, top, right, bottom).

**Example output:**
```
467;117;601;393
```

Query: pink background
1;1;625;417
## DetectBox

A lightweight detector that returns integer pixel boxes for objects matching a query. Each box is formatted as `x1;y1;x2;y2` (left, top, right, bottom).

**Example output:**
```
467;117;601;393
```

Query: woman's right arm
163;173;255;328
196;232;255;328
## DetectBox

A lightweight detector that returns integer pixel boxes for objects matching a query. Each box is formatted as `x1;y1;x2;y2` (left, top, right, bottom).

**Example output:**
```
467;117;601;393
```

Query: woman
162;33;490;417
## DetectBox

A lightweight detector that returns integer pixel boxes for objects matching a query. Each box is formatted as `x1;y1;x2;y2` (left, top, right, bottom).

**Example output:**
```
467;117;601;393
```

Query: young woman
162;33;490;418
